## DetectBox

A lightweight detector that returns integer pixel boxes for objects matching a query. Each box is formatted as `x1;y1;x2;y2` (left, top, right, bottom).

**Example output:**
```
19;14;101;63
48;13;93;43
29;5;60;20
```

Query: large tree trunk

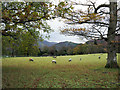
105;1;119;68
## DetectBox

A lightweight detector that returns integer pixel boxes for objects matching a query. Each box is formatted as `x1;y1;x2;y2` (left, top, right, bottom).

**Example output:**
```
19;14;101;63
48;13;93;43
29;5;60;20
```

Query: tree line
3;37;120;57
40;44;107;56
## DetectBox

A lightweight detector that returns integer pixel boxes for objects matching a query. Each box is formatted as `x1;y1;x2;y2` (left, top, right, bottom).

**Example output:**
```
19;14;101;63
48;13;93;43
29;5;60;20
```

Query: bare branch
117;8;120;12
72;2;93;7
98;11;110;14
66;20;109;26
92;25;107;40
95;4;110;13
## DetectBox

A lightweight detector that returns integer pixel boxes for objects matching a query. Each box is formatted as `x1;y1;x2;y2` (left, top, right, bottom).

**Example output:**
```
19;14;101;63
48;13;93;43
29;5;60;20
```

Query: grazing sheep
69;58;72;62
53;56;57;58
6;56;9;57
98;56;101;59
29;58;34;62
52;60;57;64
80;58;82;61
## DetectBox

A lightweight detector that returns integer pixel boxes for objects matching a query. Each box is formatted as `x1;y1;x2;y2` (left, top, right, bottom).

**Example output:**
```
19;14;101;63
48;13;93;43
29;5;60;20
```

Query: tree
2;36;16;57
73;44;90;54
48;46;57;56
55;0;119;68
73;45;81;54
38;48;43;56
57;46;68;55
42;46;49;55
2;29;40;57
18;31;40;56
67;47;73;55
1;1;73;56
1;2;54;57
1;2;53;40
105;1;119;68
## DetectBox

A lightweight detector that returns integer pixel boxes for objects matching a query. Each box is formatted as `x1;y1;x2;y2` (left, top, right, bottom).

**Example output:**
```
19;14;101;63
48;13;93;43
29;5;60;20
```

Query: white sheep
52;60;57;64
69;58;72;62
6;56;9;57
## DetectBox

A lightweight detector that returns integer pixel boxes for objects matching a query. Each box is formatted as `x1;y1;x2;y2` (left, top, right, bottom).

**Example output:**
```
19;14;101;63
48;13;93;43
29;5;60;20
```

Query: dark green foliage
2;2;52;37
2;30;40;57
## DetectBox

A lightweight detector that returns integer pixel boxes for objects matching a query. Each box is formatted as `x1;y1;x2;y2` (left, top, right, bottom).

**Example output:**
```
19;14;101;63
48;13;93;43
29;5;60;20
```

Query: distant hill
38;40;57;48
38;40;80;49
54;41;80;50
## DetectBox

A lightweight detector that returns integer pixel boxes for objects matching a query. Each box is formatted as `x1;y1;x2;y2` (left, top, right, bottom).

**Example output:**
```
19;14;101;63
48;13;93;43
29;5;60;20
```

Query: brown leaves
61;27;88;35
80;13;103;22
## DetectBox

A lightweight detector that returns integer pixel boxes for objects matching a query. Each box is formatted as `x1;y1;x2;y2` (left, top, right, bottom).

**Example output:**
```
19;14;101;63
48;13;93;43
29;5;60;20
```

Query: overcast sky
44;0;110;43
46;18;88;43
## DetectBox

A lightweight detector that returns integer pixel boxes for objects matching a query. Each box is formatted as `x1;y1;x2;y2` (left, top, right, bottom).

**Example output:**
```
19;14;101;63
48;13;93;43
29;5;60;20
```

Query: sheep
29;58;34;62
6;56;9;57
98;56;101;59
69;58;72;62
52;60;57;64
53;56;57;58
80;58;82;61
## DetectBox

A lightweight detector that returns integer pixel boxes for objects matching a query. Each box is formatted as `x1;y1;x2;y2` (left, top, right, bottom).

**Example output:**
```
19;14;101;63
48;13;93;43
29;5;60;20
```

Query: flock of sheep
51;57;79;64
29;56;82;64
29;55;104;64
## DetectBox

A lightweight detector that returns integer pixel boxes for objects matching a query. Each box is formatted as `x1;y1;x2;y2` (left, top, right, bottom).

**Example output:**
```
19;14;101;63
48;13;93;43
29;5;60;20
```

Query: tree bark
105;1;119;68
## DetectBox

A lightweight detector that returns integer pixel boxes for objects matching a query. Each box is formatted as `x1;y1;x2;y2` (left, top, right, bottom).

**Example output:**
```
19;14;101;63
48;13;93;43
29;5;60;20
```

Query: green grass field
2;53;120;88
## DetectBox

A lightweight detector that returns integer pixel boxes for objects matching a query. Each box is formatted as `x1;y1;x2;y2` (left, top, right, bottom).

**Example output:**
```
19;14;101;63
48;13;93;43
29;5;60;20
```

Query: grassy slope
2;53;120;88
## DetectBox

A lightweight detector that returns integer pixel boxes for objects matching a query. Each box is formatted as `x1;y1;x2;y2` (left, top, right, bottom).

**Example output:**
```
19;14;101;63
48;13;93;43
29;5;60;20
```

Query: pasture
2;53;120;88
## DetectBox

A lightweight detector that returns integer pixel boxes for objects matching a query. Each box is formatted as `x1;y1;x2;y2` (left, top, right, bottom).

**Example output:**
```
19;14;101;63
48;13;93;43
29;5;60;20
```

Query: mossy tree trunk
105;1;119;68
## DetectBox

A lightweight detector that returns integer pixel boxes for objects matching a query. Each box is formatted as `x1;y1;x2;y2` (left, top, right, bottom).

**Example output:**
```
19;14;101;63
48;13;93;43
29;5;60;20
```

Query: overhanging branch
95;4;110;13
67;21;109;26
